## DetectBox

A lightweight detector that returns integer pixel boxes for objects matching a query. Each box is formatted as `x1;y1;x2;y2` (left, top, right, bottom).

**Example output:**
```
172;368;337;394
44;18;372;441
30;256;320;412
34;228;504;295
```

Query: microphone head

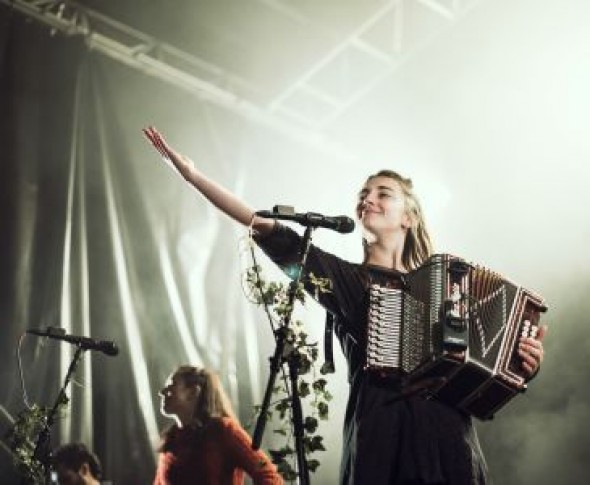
336;216;356;234
99;341;119;357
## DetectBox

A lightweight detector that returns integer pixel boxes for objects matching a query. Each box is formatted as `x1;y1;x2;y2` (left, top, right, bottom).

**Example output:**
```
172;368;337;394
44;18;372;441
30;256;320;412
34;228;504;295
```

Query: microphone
26;327;119;356
256;205;355;234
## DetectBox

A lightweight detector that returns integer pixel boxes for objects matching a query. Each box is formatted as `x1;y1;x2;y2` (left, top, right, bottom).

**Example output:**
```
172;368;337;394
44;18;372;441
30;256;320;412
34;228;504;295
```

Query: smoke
479;279;590;484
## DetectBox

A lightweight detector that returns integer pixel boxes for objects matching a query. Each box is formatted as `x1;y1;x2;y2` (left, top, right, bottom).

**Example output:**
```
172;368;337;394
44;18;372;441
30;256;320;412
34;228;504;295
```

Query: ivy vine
241;236;333;482
4;403;50;484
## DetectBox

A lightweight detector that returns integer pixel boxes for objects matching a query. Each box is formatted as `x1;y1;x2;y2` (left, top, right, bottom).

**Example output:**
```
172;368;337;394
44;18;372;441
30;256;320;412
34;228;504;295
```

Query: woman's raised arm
142;126;275;236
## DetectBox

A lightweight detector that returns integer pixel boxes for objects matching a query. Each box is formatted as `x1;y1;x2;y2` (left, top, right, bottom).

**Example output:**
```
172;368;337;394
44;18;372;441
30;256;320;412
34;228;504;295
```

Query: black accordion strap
320;311;336;374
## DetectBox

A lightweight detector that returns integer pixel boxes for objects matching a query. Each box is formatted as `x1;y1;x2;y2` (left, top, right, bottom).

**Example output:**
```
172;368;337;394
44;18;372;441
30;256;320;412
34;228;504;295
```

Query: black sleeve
254;223;365;324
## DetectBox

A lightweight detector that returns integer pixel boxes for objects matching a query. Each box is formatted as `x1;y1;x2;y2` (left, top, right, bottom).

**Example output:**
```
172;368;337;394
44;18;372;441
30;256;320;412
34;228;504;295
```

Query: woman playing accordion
143;127;547;485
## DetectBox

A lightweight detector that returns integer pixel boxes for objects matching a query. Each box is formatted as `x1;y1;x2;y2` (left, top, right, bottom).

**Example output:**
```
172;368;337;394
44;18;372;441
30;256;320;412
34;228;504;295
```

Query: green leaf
308;435;326;452
303;416;318;433
244;250;333;476
312;378;328;392
298;380;310;398
318;402;329;420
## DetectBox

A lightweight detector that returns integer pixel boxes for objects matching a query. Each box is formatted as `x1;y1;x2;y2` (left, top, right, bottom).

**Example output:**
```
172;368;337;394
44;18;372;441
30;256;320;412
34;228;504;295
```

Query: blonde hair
174;365;238;424
159;366;238;451
362;170;433;270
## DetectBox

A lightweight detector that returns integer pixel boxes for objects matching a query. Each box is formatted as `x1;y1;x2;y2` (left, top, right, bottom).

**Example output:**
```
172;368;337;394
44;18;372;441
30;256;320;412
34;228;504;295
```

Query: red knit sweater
153;417;283;485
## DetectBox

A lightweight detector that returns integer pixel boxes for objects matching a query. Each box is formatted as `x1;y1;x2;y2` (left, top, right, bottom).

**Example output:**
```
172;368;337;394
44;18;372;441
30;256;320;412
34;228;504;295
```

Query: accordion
365;253;547;419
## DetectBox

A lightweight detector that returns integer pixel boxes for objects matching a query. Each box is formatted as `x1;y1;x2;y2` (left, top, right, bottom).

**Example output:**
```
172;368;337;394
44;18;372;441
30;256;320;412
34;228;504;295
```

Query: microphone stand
252;225;315;485
32;346;86;484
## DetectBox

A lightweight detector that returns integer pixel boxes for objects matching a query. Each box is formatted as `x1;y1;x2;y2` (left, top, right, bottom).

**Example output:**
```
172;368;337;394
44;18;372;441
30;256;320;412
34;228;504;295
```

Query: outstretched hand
142;126;194;176
518;324;547;379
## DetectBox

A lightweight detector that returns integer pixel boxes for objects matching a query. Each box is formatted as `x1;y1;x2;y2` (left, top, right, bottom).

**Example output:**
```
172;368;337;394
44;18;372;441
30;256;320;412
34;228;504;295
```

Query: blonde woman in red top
154;365;283;485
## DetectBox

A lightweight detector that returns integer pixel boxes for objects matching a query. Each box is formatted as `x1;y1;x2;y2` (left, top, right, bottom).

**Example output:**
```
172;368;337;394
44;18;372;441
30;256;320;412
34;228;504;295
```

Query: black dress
255;224;488;485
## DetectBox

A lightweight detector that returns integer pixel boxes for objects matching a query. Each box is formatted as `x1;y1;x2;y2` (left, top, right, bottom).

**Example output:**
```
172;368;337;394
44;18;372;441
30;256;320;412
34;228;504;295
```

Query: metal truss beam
269;0;485;128
1;0;350;159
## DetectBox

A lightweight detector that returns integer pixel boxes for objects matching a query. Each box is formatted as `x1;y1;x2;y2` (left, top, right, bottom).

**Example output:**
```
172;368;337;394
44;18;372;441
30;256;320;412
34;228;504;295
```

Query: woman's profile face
159;373;198;419
356;176;410;236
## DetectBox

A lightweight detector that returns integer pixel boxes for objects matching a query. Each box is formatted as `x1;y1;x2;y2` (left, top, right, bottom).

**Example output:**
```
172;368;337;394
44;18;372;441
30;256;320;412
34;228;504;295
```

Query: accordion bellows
365;253;547;419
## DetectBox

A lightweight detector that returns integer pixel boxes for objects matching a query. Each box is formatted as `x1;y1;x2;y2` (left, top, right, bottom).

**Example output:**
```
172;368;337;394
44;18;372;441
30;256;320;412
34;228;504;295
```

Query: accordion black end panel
364;253;548;420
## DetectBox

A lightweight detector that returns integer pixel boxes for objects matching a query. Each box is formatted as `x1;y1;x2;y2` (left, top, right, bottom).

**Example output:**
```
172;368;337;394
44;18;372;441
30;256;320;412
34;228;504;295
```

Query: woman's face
159;373;198;419
356;175;410;237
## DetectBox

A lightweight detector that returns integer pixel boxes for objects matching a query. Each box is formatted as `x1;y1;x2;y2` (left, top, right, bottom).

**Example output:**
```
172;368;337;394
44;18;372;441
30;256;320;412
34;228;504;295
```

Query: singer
142;126;547;485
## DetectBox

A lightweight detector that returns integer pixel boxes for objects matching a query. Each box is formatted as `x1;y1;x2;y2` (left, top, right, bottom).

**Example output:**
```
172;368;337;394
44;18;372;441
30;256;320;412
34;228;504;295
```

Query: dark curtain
0;14;155;484
0;10;274;484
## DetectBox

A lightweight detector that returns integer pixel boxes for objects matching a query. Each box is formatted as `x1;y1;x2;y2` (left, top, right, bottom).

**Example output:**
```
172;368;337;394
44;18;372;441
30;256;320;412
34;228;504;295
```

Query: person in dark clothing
252;222;489;484
142;126;547;485
52;442;102;485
